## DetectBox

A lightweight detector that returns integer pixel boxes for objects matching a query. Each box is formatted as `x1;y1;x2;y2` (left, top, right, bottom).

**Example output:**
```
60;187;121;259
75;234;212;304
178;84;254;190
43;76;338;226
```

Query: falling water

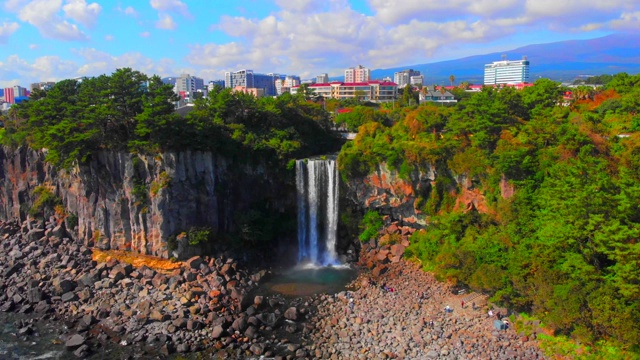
296;157;340;265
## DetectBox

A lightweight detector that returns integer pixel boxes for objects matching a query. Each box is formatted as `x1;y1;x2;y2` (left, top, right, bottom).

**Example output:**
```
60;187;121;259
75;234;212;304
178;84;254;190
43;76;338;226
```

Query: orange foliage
92;249;182;271
587;89;620;111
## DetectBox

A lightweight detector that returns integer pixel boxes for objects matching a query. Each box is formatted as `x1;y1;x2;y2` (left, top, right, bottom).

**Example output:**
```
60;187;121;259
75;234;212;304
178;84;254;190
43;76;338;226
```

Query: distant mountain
370;33;640;85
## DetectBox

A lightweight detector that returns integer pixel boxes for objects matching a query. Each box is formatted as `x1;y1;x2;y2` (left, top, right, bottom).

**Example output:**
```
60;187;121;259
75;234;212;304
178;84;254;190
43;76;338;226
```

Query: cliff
343;163;505;228
0;147;294;258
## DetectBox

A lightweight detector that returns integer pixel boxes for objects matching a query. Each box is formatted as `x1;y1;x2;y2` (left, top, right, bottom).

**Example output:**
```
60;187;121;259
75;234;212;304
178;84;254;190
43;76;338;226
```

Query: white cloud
274;0;321;13
29;44;38;49
17;0;89;41
156;13;176;30
610;11;640;30
62;0;102;28
117;5;138;17
150;0;191;17
3;0;26;12
0;51;178;87
140;31;151;38
104;34;114;41
0;22;20;43
0;54;78;87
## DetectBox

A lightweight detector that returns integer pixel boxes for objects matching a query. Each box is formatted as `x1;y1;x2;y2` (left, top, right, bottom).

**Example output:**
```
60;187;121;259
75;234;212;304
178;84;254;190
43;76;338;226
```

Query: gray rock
61;292;77;302
65;334;85;349
211;325;225;339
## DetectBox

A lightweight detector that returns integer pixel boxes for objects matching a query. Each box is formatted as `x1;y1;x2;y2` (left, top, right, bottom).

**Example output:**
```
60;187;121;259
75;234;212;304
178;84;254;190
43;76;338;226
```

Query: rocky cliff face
343;163;504;229
343;163;435;228
0;147;293;258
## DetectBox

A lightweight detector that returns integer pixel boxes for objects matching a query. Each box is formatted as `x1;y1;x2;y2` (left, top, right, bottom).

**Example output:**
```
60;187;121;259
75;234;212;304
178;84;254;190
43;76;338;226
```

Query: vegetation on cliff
1;68;341;168
339;74;640;351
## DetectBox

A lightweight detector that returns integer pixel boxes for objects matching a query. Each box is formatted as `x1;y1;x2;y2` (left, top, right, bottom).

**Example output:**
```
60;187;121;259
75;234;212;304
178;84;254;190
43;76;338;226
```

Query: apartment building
484;57;530;85
344;65;370;83
291;80;397;102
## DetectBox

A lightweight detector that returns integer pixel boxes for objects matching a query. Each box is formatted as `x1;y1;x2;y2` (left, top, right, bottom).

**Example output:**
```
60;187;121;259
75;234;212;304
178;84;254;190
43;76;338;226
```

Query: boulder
390;243;405;258
186;256;204;269
52;278;77;295
211;325;225;339
65;334;85;349
284;307;299;321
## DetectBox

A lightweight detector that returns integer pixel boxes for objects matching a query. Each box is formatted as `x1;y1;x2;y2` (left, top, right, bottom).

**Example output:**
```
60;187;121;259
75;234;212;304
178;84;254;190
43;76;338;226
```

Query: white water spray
296;158;340;265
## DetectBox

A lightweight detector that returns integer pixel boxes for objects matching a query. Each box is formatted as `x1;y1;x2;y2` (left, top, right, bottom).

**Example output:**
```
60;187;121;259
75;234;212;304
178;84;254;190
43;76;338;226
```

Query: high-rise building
2;86;25;104
174;74;205;100
484;56;530;85
394;69;421;88
316;73;329;84
345;65;370;83
225;70;281;97
3;88;14;104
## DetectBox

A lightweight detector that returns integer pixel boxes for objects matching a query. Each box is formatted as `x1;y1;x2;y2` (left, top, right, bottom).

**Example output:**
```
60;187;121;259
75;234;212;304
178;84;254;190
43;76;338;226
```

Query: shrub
187;227;213;246
359;210;383;242
29;186;61;218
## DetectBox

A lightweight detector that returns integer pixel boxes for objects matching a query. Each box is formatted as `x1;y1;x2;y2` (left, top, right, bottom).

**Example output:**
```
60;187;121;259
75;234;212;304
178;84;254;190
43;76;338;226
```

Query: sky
0;0;639;88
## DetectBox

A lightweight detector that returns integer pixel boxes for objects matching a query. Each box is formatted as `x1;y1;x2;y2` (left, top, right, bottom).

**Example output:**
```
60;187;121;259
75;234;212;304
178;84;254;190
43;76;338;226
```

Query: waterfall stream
296;158;339;265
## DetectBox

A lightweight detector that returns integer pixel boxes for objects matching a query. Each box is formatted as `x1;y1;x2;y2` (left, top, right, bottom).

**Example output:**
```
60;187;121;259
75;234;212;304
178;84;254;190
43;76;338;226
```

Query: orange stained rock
92;249;182;271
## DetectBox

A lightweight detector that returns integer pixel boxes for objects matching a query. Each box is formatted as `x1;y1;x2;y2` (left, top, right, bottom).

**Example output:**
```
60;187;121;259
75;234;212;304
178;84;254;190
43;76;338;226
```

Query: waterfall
296;158;340;265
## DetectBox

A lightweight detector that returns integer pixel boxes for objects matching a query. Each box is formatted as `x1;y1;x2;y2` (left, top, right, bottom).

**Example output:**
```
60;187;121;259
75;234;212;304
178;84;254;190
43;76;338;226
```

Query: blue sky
1;0;638;87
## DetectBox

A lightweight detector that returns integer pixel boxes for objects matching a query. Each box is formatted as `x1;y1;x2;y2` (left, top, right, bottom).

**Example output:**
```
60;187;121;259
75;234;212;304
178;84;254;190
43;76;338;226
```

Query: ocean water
0;312;65;360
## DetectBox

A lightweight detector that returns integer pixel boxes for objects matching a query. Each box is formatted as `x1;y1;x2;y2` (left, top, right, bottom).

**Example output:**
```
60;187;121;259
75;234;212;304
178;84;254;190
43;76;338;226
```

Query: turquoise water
261;263;358;297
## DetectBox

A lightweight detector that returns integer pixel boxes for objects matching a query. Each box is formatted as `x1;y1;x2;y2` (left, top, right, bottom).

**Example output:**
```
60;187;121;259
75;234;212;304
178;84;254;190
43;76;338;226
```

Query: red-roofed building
291;80;398;102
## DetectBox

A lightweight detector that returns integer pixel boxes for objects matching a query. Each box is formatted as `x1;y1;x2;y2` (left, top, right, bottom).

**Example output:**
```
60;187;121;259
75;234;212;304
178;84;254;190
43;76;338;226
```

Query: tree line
1;68;341;168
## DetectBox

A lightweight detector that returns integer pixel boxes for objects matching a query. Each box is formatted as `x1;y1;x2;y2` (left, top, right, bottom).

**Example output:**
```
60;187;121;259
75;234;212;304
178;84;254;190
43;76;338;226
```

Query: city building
30;82;55;92
208;80;225;91
291;80;397;102
420;87;457;104
233;86;265;98
225;70;279;97
484;56;530;85
2;86;27;104
344;65;370;83
410;75;424;87
276;75;301;95
394;69;421;88
175;74;205;101
316;73;329;84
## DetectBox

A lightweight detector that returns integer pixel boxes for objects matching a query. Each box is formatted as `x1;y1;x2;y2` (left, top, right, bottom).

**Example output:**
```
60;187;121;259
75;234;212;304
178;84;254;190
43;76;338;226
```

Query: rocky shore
300;227;548;360
0;216;548;359
0;218;319;359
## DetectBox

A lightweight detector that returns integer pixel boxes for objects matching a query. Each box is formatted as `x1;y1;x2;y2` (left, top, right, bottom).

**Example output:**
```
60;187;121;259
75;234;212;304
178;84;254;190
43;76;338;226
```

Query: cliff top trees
4;68;340;168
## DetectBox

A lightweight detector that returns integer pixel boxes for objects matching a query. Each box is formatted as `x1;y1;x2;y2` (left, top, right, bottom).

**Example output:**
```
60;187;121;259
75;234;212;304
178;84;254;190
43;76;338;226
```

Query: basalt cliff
0;147;294;259
343;163;507;228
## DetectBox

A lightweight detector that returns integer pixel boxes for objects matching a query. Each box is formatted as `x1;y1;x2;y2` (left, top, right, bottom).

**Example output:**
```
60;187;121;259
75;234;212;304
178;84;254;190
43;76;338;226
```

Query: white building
394;69;421;88
410;75;424;87
316;73;329;84
345;65;370;83
484;57;530;85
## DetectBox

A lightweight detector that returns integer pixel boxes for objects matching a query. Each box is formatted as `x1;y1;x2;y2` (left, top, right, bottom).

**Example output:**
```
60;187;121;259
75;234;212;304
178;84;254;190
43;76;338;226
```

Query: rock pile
0;218;313;359
301;225;548;360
